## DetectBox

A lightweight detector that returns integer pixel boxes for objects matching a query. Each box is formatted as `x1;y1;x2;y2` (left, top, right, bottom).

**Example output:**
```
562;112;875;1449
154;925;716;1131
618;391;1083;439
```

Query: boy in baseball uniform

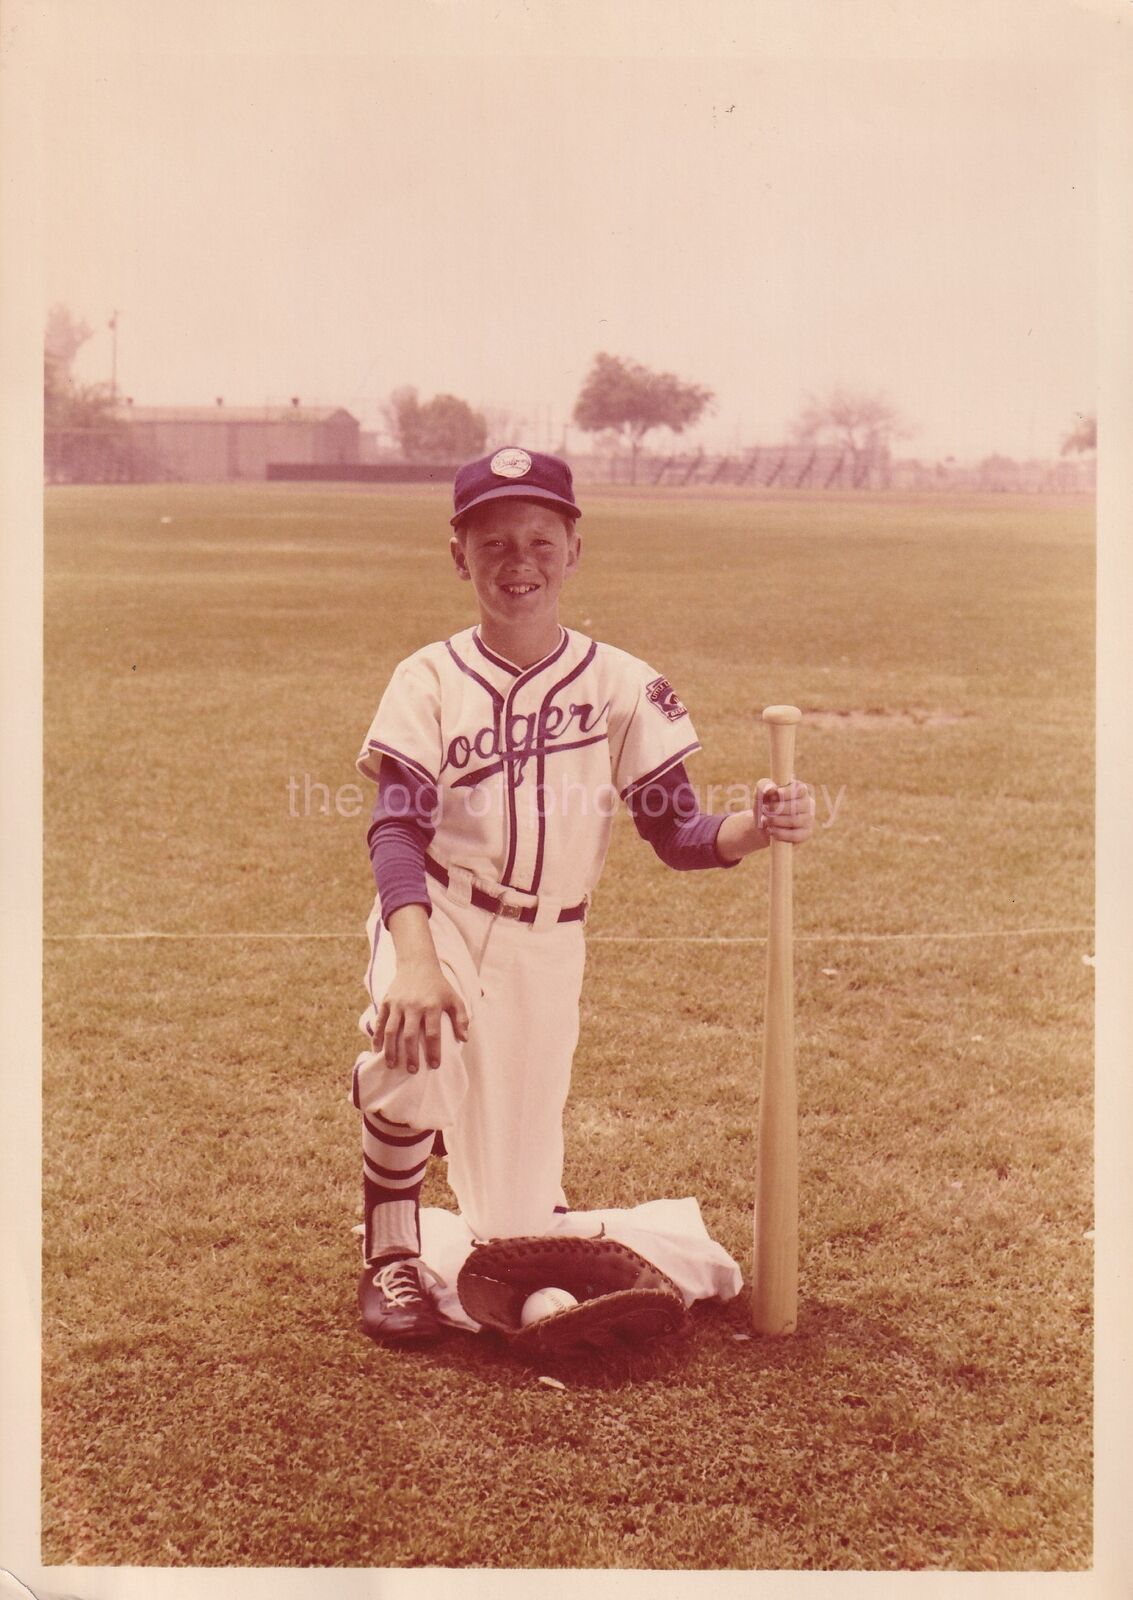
351;447;814;1341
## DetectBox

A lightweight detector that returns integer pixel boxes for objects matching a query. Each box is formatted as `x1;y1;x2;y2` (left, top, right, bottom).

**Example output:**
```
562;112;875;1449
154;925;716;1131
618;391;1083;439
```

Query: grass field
41;482;1094;1571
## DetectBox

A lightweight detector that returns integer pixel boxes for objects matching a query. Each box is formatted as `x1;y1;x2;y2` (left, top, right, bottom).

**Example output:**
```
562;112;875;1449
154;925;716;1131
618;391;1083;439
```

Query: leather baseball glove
456;1233;689;1359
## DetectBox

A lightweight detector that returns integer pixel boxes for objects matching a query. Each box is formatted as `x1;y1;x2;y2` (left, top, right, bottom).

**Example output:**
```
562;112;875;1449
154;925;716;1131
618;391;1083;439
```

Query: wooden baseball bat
752;704;802;1336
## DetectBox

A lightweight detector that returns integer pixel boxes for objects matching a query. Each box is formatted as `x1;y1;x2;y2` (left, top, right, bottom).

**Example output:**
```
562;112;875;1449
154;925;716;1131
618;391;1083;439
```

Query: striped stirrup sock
361;1111;436;1264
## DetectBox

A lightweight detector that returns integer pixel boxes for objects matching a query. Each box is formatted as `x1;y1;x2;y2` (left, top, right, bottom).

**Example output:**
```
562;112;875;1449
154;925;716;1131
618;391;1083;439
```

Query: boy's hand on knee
376;964;470;1073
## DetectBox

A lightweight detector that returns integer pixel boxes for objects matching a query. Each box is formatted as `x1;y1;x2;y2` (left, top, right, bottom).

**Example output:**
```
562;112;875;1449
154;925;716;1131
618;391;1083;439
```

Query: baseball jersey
356;625;701;908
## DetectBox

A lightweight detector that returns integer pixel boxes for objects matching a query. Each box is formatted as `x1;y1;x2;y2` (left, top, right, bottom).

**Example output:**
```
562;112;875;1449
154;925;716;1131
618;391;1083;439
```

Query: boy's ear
450;535;472;581
565;530;582;575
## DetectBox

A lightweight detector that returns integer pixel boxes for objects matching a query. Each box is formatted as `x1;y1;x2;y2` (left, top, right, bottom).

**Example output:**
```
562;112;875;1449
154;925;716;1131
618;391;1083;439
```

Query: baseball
520;1286;578;1326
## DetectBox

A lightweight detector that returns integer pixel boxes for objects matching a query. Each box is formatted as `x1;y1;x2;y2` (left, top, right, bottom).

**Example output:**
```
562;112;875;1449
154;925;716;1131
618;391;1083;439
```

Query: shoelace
372;1258;440;1306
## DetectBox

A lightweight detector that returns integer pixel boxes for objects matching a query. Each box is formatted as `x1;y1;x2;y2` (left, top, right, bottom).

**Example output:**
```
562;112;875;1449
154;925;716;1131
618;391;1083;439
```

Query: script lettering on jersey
440;698;612;788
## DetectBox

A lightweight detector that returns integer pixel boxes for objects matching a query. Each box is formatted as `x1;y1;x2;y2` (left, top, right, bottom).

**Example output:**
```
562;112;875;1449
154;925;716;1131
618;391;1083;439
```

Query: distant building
115;401;360;482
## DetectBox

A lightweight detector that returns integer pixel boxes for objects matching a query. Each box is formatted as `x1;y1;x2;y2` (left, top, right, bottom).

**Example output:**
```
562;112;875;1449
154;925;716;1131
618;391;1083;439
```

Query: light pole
108;310;120;402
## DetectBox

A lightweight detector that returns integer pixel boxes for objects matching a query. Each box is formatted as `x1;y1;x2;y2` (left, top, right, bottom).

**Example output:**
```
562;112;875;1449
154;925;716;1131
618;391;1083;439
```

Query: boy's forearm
715;810;768;863
387;904;443;971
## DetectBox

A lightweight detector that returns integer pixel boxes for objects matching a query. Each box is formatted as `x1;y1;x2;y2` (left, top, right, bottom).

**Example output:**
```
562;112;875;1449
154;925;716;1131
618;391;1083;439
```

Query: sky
36;1;1105;461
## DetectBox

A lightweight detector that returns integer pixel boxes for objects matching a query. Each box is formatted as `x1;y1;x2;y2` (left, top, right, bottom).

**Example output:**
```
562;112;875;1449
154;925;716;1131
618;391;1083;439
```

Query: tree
44;303;121;426
572;353;713;483
384;385;487;461
383;385;423;456
1060;413;1096;454
977;454;1020;492
45;302;92;375
789;387;913;485
44;304;129;481
45;303;94;426
418;394;488;461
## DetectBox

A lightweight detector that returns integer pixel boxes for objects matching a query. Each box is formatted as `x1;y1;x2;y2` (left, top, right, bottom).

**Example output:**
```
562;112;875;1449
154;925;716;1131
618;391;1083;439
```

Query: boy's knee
351;1025;468;1129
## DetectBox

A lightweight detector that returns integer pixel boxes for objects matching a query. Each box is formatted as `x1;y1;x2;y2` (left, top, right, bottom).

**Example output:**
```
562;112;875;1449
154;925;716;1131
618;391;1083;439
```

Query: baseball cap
451;446;582;528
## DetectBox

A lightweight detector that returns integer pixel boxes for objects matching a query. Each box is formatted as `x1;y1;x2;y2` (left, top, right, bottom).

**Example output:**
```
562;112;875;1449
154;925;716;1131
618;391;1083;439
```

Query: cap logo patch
646;677;688;721
490;447;532;479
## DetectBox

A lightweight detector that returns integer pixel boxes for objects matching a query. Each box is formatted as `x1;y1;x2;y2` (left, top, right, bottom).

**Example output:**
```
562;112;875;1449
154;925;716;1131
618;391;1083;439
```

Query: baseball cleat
358;1256;443;1344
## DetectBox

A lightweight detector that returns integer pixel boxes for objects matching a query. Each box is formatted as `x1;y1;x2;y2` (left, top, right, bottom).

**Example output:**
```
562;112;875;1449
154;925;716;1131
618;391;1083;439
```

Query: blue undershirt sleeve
366;757;438;924
626;762;739;871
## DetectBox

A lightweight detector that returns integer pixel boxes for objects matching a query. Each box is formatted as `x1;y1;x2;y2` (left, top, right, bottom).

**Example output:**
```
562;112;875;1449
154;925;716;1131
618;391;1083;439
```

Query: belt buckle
495;899;525;921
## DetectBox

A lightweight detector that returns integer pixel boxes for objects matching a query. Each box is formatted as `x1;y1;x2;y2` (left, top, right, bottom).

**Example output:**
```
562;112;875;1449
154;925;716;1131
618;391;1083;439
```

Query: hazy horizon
42;8;1099;464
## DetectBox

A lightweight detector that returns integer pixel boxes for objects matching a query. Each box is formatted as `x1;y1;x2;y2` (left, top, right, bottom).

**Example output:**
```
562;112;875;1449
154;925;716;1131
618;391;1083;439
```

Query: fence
267;462;458;483
45;430;1096;495
569;447;1095;494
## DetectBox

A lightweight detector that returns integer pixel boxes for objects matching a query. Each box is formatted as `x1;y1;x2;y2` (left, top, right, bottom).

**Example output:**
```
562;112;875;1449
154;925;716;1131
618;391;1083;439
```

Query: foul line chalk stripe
44;932;360;941
596;927;1092;945
43;926;1092;945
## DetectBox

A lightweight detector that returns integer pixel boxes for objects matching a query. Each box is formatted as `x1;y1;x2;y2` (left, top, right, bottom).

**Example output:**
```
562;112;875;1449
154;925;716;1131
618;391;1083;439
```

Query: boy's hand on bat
757;778;815;845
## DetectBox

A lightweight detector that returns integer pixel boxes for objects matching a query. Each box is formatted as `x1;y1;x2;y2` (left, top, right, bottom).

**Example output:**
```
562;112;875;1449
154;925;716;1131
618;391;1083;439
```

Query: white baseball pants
353;878;587;1241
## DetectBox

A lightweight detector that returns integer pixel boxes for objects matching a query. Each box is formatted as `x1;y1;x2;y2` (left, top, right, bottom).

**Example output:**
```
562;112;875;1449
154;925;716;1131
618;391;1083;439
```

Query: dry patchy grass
42;485;1093;1569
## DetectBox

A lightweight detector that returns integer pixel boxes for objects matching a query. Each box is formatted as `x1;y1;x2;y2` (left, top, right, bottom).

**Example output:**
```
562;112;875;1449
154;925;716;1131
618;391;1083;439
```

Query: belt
424;855;588;924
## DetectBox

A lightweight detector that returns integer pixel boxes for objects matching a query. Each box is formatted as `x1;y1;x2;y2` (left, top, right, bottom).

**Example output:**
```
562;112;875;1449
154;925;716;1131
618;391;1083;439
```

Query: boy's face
450;500;581;635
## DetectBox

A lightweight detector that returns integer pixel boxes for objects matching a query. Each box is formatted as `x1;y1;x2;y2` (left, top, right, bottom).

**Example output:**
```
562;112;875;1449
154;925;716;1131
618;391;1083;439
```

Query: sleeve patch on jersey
646;676;689;722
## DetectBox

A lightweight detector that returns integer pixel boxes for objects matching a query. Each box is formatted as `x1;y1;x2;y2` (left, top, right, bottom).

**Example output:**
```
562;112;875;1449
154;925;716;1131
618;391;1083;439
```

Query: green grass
42;483;1094;1569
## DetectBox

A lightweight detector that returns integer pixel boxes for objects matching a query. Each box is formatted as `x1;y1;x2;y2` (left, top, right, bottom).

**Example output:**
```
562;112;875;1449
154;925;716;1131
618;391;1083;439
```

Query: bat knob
762;705;802;726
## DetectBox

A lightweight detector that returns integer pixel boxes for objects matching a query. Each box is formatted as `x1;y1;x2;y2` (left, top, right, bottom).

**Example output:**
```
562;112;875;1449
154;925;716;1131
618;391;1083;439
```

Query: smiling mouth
500;582;540;596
